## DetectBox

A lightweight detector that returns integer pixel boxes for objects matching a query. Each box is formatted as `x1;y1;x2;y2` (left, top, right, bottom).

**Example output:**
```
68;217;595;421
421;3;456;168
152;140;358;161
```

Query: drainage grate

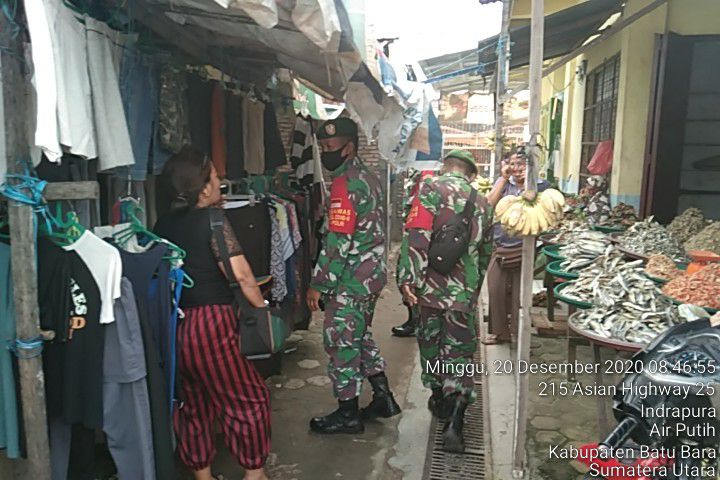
423;348;487;480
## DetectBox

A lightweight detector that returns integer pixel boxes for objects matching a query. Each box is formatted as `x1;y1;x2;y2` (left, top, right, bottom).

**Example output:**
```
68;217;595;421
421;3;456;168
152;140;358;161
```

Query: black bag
209;209;289;359
428;188;478;275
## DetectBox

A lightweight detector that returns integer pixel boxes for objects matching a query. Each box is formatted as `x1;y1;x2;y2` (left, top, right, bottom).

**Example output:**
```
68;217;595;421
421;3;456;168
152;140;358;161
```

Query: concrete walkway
190;282;430;480
485;331;605;480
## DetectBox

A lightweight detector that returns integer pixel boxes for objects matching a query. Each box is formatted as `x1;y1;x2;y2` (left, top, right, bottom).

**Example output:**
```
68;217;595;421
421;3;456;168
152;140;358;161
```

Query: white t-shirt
64;231;122;324
46;1;97;159
23;0;62;162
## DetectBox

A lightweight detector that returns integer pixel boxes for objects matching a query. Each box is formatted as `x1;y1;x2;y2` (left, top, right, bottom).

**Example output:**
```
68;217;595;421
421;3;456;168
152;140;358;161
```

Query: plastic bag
587;140;614;175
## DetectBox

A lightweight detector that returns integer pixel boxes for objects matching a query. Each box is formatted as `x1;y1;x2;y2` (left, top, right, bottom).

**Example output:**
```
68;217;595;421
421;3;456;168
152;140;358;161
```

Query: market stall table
568;321;643;437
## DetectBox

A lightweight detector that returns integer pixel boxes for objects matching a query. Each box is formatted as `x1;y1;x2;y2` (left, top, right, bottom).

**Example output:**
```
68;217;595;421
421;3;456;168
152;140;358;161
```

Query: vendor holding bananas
484;147;550;344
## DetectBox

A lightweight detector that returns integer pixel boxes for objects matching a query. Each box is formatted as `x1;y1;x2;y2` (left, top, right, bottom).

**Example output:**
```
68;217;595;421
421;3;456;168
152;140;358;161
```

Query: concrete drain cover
424;348;486;479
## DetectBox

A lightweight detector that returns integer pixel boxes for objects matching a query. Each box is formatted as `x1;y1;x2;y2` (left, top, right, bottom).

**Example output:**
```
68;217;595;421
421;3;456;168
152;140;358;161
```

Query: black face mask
321;146;349;171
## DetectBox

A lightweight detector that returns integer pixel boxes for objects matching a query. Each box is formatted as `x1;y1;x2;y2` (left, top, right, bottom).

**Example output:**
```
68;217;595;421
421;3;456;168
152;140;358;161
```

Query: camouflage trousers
323;294;386;400
417;306;478;403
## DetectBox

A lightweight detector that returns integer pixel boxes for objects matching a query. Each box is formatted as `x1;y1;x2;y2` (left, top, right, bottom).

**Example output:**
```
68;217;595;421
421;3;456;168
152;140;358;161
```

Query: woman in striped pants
155;146;270;480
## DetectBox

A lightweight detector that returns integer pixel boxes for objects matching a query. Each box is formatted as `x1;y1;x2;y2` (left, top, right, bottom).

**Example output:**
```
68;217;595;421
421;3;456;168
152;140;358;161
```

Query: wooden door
640;33;695;223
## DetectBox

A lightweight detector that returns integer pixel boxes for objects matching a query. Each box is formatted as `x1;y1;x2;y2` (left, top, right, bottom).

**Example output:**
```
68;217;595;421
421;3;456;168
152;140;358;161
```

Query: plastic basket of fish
542;245;566;261
568;311;644;350
553;282;593;309
545;260;579;280
538;232;563;246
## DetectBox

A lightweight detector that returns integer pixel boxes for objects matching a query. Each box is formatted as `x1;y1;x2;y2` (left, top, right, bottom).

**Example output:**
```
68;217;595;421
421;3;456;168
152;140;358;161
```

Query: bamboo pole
512;0;543;476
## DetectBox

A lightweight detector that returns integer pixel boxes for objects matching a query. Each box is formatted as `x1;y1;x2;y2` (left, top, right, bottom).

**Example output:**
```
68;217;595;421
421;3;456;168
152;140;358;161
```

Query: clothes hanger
113;204;195;288
43;203;85;246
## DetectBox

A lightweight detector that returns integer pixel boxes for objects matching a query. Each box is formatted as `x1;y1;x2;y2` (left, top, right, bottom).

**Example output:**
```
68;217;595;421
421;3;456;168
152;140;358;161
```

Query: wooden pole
493;0;514;178
512;0;542;476
1;12;52;480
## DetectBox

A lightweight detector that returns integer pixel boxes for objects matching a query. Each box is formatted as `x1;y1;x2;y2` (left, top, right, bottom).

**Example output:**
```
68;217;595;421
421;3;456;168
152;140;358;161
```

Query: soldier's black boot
360;373;402;420
391;305;417;337
310;397;364;434
428;388;453;420
443;394;468;453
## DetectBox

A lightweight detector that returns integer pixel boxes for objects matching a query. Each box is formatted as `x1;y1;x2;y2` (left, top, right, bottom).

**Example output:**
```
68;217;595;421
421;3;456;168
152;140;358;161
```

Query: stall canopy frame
419;0;623;94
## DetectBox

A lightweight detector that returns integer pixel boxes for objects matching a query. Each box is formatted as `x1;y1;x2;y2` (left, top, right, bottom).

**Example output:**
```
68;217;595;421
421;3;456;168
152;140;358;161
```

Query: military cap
317;117;358;140
444;149;478;175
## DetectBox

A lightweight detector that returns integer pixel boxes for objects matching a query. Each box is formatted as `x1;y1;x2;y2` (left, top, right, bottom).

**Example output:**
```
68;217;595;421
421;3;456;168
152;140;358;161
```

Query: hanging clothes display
225;92;245;179
118;40;160;181
22;0;62;162
29;195;185;480
116;244;176;480
157;65;191;154
225;202;272;277
290;114;316;184
103;278;155;480
263;103;288;171
242;97;266;175
85;16;136;172
210;82;228;178
45;0;97;159
186;74;213;157
0;242;20;460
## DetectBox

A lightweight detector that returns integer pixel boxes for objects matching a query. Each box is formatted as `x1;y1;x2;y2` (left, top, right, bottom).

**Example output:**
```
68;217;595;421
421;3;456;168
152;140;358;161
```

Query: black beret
317;117;358;140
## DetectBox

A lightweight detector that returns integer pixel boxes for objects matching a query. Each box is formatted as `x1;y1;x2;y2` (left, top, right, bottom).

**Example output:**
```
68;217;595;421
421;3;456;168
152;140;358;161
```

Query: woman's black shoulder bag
209;209;289;359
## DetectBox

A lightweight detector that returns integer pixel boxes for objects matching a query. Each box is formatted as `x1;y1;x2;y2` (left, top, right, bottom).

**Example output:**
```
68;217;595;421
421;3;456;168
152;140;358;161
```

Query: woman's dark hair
161;145;212;211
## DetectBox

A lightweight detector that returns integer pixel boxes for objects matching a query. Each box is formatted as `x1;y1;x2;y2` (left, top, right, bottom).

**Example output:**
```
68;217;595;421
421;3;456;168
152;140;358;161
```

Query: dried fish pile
560;254;647;306
662;263;720;310
684;222;720;255
667;207;708;244
599;203;638;228
645;254;685;281
584;191;611;225
618;217;688;263
545;220;590;244
566;254;680;344
570;302;679;345
558;231;613;271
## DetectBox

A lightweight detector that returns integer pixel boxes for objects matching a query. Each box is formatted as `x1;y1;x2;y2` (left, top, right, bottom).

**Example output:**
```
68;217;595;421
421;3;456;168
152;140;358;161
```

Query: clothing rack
2;177;99;479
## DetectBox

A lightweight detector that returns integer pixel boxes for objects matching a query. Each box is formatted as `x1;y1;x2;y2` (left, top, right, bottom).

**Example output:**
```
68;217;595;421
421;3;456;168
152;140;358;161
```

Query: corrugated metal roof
419;0;623;93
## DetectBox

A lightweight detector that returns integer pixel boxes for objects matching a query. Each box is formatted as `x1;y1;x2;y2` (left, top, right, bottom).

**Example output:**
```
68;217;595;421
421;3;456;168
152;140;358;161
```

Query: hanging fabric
210;82;228;178
290;115;317;185
85;16;136;172
242;97;266;175
0;243;20;459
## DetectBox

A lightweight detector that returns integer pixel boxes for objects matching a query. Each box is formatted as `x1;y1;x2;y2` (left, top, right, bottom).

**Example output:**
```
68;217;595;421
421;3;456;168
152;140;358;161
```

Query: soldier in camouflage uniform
397;150;493;452
306;117;401;435
392;169;436;337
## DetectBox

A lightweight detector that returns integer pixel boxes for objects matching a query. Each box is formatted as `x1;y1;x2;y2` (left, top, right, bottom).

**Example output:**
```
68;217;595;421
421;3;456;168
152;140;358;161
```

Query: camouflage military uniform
395;170;435;322
311;156;387;401
397;171;493;403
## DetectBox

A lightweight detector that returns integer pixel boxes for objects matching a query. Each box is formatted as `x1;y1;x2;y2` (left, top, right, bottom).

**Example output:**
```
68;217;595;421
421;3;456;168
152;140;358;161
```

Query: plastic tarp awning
419;0;624;93
133;0;417;164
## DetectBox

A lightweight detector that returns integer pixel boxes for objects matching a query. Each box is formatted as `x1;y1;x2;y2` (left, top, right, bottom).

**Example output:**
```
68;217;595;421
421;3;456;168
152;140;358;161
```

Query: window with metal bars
580;54;621;183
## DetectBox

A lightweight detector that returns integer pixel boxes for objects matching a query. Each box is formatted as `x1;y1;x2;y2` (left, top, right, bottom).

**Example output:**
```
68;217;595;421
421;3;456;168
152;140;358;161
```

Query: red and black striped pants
175;305;271;471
